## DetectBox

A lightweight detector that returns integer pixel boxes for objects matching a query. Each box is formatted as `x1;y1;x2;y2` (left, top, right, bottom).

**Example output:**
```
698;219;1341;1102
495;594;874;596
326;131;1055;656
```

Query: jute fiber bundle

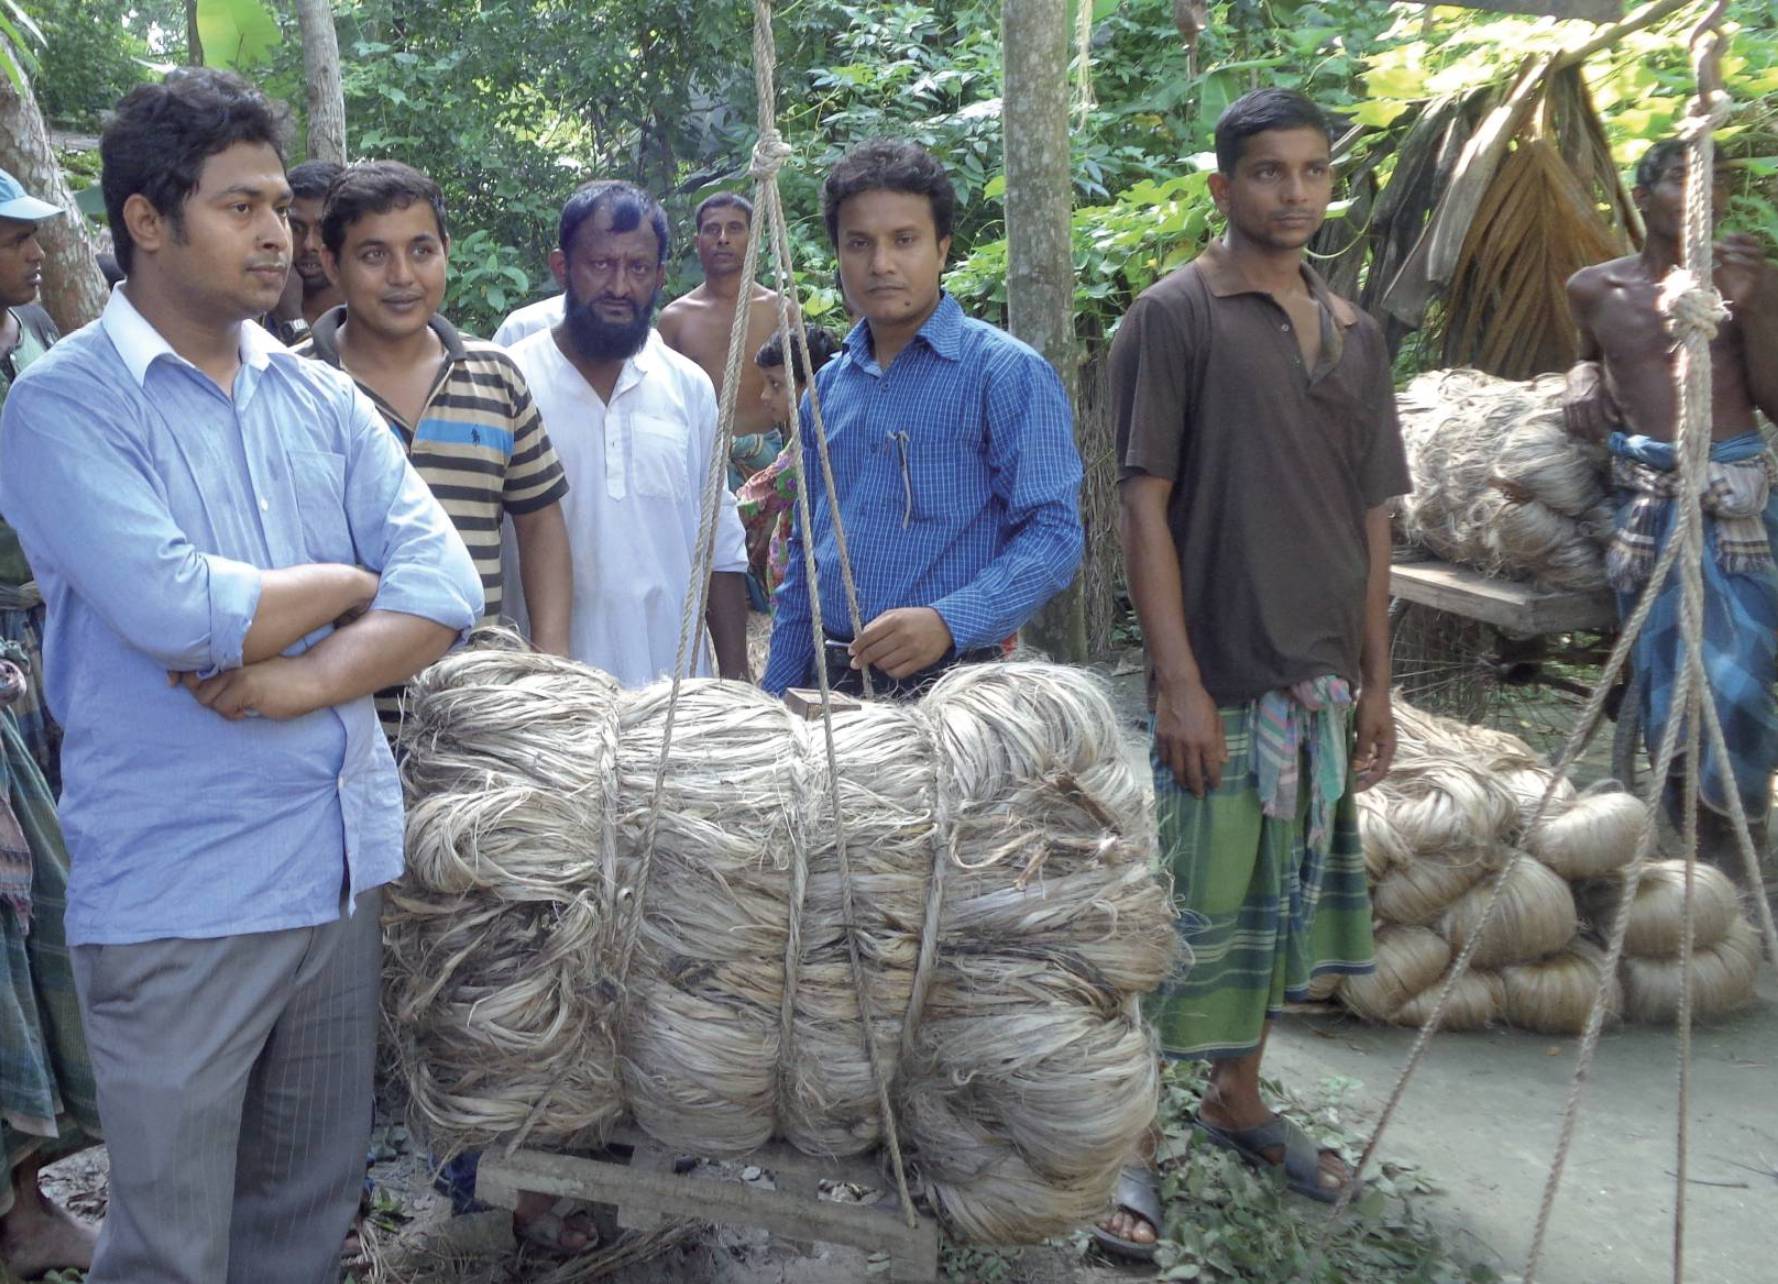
1440;856;1579;969
1620;917;1762;1023
386;651;1176;1244
1341;926;1452;1023
1395;368;1611;590
1501;939;1623;1036
1499;766;1579;839
1371;844;1502;926
1523;787;1648;879
1393;968;1506;1031
1580;860;1742;959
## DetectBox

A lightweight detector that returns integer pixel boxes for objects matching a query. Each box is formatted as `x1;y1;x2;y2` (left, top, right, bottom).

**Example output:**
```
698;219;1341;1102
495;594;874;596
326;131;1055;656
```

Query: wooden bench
1390;555;1617;636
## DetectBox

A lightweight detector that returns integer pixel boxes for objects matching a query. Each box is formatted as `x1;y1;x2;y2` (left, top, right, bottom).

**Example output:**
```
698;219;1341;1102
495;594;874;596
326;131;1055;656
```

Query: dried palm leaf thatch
1394;368;1611;589
1621;917;1762;1024
1441;855;1578;969
1580;859;1742;958
386;653;1176;1245
1499;766;1579;838
1371;843;1503;927
1394;967;1506;1031
1524;787;1649;880
1501;939;1622;1036
1442;115;1626;380
1340;925;1453;1023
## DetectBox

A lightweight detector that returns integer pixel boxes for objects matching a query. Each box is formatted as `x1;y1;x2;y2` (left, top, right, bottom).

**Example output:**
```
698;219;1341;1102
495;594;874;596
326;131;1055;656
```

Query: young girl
737;327;842;604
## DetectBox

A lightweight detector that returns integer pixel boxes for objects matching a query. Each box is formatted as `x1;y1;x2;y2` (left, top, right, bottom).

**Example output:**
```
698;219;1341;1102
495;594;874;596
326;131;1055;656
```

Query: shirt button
338;774;347;790
1281;323;1291;332
259;498;269;512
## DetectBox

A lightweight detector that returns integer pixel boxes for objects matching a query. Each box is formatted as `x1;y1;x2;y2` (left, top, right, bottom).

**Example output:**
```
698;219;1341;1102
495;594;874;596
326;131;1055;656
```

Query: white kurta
491;294;565;349
502;328;747;687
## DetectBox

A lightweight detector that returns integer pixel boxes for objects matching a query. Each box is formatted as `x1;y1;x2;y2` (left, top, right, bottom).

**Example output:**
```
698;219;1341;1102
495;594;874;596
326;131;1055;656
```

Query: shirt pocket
631;414;690;502
289;448;358;564
886;419;989;524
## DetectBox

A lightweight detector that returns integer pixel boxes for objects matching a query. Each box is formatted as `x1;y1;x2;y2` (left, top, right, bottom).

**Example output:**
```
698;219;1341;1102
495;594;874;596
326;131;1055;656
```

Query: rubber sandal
1088;1163;1161;1261
1193;1113;1357;1205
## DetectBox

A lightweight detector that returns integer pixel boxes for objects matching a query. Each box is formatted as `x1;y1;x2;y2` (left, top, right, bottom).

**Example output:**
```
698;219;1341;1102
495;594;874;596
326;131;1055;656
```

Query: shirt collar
304;306;467;367
1195;239;1358;328
101;285;287;388
847;290;963;366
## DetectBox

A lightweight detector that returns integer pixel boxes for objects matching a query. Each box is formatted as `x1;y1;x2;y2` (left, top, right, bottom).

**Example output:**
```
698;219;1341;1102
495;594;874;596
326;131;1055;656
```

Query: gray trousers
71;888;382;1284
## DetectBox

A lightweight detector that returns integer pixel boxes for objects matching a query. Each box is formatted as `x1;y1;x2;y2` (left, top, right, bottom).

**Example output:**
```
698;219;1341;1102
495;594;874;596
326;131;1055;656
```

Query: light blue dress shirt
762;293;1084;694
0;289;482;945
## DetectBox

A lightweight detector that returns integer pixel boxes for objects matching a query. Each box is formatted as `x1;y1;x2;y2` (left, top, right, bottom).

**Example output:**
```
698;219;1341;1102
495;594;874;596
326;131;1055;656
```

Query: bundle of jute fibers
1501;939;1623;1036
1370;843;1502;926
1440;856;1579;969
386;651;1177;1244
1620;917;1763;1023
1499;766;1580;840
1340;925;1453;1022
1394;967;1507;1031
1522;785;1648;880
1579;860;1742;959
1395;368;1611;590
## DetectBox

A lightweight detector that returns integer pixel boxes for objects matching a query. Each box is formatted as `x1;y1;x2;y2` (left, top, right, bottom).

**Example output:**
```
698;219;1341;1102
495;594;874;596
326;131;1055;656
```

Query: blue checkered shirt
763;294;1083;693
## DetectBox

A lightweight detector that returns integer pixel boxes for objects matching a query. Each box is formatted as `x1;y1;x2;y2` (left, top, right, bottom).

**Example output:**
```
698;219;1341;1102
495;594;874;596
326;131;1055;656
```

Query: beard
564;282;658;361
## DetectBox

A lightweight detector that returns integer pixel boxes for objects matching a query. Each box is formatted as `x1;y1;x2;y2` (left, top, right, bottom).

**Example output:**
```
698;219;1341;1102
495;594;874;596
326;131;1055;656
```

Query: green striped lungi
1146;703;1374;1059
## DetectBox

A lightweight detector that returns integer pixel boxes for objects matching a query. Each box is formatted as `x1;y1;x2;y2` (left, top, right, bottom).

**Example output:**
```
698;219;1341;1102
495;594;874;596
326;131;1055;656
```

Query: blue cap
0;168;63;223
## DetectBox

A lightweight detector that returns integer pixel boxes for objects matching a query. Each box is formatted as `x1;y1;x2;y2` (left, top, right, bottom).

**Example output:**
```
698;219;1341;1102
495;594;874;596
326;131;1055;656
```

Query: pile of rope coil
1395;368;1614;590
385;641;1178;1243
1325;701;1759;1033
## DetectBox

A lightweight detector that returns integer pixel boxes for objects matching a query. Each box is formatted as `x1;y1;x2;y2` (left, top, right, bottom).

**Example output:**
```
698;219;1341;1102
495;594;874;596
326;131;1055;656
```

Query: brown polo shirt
1112;240;1410;705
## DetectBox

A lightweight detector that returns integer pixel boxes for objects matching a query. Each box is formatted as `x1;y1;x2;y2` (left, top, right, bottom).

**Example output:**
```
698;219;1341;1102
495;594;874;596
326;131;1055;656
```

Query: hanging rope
1316;8;1772;1282
619;0;917;1230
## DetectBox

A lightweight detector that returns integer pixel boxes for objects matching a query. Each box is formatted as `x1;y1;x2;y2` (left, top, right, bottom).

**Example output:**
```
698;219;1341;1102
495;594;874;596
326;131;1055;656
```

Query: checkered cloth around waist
1605;446;1777;591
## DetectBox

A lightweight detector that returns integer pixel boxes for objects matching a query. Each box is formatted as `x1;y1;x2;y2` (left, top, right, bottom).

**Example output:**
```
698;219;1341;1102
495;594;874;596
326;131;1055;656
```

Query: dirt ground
36;646;1778;1284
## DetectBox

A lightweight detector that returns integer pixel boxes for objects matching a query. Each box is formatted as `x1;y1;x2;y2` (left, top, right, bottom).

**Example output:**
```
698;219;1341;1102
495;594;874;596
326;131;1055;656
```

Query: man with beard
1106;89;1407;1254
503;180;748;685
657;193;791;488
296;160;573;738
285;159;343;327
1563;138;1778;869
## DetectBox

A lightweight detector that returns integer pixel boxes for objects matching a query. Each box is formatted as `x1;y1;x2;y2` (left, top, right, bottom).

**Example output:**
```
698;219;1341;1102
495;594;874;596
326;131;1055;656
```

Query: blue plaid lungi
1607;430;1778;818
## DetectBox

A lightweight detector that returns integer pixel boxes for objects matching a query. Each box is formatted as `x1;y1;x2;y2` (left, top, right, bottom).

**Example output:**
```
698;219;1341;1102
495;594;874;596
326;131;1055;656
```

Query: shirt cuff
930;587;996;654
372;565;484;643
201;555;264;677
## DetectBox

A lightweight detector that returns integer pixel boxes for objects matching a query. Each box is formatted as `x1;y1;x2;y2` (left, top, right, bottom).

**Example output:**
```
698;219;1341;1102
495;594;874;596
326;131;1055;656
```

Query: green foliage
22;1;183;127
0;0;45;97
195;0;281;71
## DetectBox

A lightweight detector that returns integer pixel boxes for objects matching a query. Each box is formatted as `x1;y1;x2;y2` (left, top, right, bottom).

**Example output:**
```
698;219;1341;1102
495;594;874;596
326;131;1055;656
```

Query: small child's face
759;366;793;415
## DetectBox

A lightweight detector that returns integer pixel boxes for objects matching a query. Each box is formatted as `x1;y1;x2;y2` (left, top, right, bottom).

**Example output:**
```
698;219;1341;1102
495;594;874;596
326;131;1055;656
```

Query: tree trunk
294;0;347;163
0;38;108;332
186;0;204;65
1003;0;1088;662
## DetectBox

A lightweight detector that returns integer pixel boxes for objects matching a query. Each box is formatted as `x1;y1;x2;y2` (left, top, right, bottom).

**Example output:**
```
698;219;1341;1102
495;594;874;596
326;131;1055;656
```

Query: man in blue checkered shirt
761;140;1084;698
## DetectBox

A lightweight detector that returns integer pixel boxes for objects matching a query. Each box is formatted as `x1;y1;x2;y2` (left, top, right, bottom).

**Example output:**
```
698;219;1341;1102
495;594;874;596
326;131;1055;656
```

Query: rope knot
1659;269;1730;343
1675;90;1732;141
750;131;793;180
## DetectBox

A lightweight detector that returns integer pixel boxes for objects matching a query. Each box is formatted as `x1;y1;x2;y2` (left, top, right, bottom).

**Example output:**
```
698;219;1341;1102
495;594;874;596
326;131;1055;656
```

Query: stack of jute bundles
1339;700;1761;1033
1576;861;1763;1023
384;643;1178;1244
1395;368;1614;590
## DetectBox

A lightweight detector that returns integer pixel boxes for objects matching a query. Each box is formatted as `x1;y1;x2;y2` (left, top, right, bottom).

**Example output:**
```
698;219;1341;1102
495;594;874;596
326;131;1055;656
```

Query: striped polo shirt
298;308;568;731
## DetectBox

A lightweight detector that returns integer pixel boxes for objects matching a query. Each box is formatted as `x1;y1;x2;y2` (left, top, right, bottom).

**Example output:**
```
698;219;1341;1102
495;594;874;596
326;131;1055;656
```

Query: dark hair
755;327;842;385
558;180;670;264
100;67;291;274
821;139;954;247
1635;138;1687;191
321;160;448;255
1213;88;1333;175
693;191;753;233
287;159;343;202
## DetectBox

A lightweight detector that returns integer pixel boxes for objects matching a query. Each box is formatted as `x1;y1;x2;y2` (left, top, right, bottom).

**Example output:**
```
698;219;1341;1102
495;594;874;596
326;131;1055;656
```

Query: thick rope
624;0;917;1229
1319;14;1748;1281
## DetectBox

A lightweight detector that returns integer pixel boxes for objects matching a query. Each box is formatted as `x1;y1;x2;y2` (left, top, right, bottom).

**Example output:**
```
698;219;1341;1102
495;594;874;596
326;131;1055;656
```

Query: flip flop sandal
1088;1163;1162;1262
1193;1113;1357;1205
516;1196;600;1255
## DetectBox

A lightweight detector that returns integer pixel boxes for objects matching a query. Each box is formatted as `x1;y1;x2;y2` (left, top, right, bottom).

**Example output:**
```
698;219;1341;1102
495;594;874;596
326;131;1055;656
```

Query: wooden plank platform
477;1128;939;1283
1390;557;1616;636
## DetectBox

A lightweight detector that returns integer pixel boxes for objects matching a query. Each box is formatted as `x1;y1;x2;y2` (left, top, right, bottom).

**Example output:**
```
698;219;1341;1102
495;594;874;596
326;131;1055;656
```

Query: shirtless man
1563;137;1778;858
657;193;789;482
